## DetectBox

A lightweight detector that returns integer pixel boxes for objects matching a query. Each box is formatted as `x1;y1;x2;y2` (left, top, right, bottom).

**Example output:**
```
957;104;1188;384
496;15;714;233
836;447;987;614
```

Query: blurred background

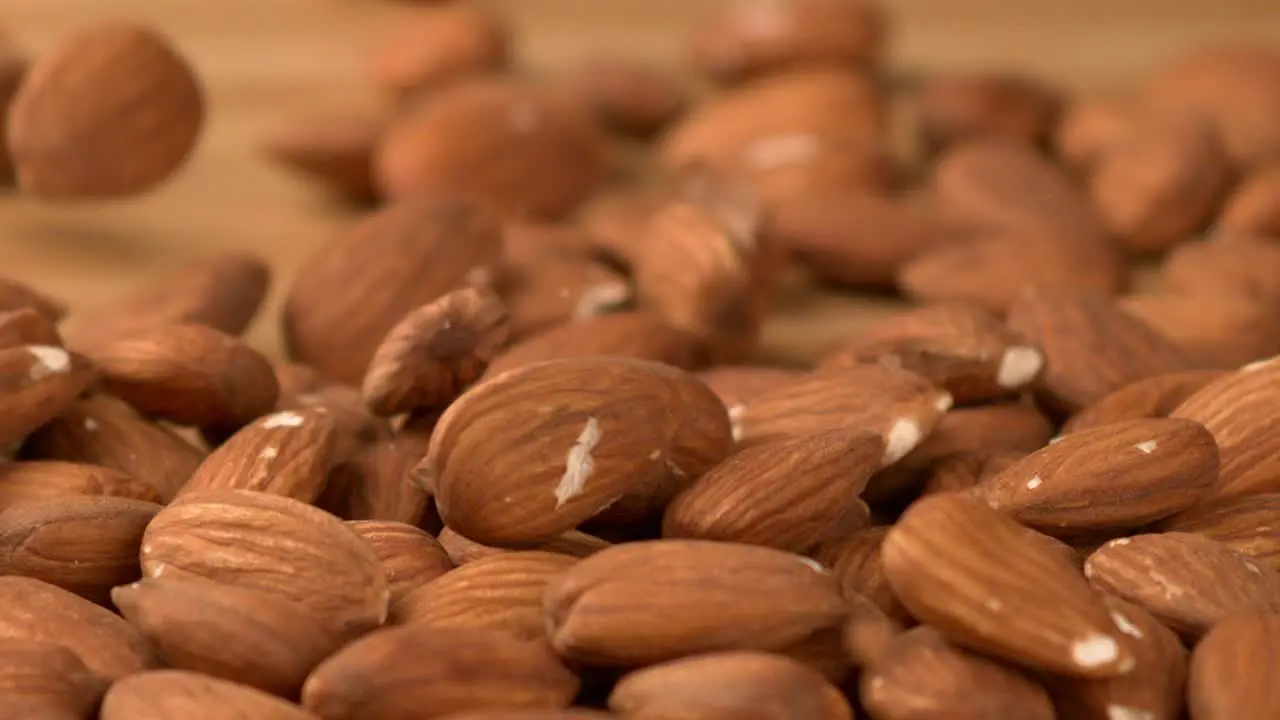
4;0;1280;357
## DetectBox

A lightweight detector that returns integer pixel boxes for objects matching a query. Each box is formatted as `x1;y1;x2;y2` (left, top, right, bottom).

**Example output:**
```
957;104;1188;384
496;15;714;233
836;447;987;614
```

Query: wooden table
6;0;1280;362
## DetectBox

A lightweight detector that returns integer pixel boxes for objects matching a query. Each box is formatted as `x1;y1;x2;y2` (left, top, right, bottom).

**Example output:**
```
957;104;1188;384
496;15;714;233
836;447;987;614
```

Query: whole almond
284;385;392;462
555;57;687;137
284;197;503;385
377;78;609;219
88;323;279;431
1187;612;1280;719
544;539;847;666
896;402;1053;471
140;489;389;637
663;430;882;553
0;277;65;322
1054;96;1135;171
346;520;453;605
1160;236;1280;309
495;255;631;342
6;23;203;198
485;311;703;379
718;131;897;205
1006;288;1193;414
917;72;1061;153
882;493;1135;678
0;576;156;681
320;429;431;524
437;527;610;566
0;461;161;507
814;526;909;624
112;577;345;698
1062;369;1225;434
1158;493;1280;571
610;650;852;720
302;627;579;720
860;626;1055;720
0;345;94;448
262;109;385;202
102;670;319;720
0;307;62;349
1219;163;1280;237
393;551;576;637
0;638;107;718
1084;532;1280;638
1121;291;1280;369
369;5;508;99
971;418;1218;535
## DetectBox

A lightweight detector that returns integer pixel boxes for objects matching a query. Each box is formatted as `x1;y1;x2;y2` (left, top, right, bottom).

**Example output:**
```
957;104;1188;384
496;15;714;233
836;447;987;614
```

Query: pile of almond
4;1;1280;718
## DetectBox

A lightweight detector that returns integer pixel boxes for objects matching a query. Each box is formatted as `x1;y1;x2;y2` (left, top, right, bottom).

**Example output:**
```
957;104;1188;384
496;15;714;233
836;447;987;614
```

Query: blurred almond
262;109;386;202
1187;612;1280;719
0;345;94;448
368;5;509;99
555;57;687;137
0;638;107;719
1160;236;1280;308
1158;493;1280;571
896;402;1051;469
1219;162;1280;238
0;461;161;508
347;520;453;605
1062;369;1225;434
719;132;897;205
0;52;25;183
696;364;801;409
0;307;61;349
1121;291;1280;368
102;671;320;720
917;72;1061;153
436;527;610;566
501;221;601;267
1054;96;1135;172
0;277;65;322
484;311;704;378
495;255;630;342
6;23;203;198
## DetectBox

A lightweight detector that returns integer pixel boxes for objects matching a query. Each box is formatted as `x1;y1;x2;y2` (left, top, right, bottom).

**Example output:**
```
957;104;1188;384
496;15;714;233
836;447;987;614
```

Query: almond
1084;532;1280;639
262;109;385;202
0;461;161;507
917;72;1061;153
1120;291;1280;368
971;418;1218;535
882;493;1135;677
0;345;94;447
0;576;156;681
0;277;65;322
689;0;883;83
140;489;389;637
495;255;631;342
1055;96;1137;172
1187;612;1280;719
1158;493;1280;571
819;302;1043;402
284;385;392;462
662;430;882;553
377;78;609;218
610;650;853;720
543;539;847;666
1160;236;1280;309
1219;162;1280;237
0;52;25;183
555;57;687;137
696;365;802;409
362;287;510;416
368;4;509;99
1006;288;1194;414
66;252;270;351
436;527;610;566
284;198;503;385
393;551;577;637
302;627;579;720
897;402;1053;471
919;451;1019;497
501;221;601;267
425;357;731;546
0;307;62;349
720;132;897;205
434;713;611;720
814;526;910;624
88;323;279;431
840;594;903;668
102;670;320;720
320;427;431;524
346;520;453;605
6;23;203;198
860;626;1055;720
0;638;107;718
1062;369;1225;434
485;311;704;378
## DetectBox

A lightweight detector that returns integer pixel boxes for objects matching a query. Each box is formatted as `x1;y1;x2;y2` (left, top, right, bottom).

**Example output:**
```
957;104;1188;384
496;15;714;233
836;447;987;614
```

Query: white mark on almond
262;411;306;429
1148;570;1182;598
796;556;827;574
742;132;821;171
1135;440;1157;454
647;449;661;460
727;404;744;443
1107;538;1132;547
83;418;99;432
150;562;167;578
934;392;954;413
883;418;922;465
26;345;70;381
1242;355;1280;373
1107;705;1155;720
259;447;279;461
1071;633;1120;669
1026;475;1043;490
573;282;631;320
1110;610;1144;639
1245;560;1263;576
554;417;601;508
1047;435;1064;445
996;346;1043;388
984;598;1004;612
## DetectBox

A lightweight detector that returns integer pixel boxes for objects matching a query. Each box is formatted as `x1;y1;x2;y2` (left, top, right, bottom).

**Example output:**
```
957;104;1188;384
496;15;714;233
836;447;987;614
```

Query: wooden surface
5;0;1280;363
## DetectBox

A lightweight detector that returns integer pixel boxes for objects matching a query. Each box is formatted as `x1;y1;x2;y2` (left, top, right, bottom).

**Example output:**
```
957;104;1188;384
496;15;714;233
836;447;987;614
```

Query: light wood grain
5;0;1280;362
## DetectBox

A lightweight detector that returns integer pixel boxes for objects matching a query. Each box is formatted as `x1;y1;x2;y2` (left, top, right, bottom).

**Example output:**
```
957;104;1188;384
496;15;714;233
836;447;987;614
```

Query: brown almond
0;576;156;681
1158;493;1280;571
860;626;1055;720
814;526;910;623
662;430;882;553
1121;291;1280;369
0;638;107;718
495;256;631;342
303;627;579;720
696;365;802;409
501;221;601;268
320;427;431;524
284;197;503;385
112;577;345;698
610;650;852;720
1219;162;1280;238
377;78;609;219
1161;236;1280;309
897;402;1053;471
66;252;269;351
262;109;385;202
1187;612;1280;719
555;57;687;137
0;461;161;507
140;489;389;637
1006;288;1194;414
437;527;610;566
369;5;509;99
841;594;903;668
346;520;453;605
972;418;1218;535
6;24;203;198
718;132;897;206
544;539;847;666
362;287;510;416
284;385;392;462
0;345;94;448
917;72;1061;153
0;307;62;349
1063;369;1227;434
1084;532;1280;639
434;713;612;720
0;277;65;322
919;451;1019;497
882;493;1135;677
0;53;25;183
1054;96;1135;172
102;670;319;720
485;311;704;379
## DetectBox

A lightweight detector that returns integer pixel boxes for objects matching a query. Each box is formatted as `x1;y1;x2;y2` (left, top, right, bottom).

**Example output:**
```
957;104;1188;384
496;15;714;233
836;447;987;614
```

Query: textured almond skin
1006;288;1193;414
495;256;631;342
0;345;95;448
896;402;1053;471
347;520;453;606
0;307;62;350
369;4;508;98
1161;237;1280;310
285;198;504;385
1188;613;1280;719
302;627;579;720
140;490;389;638
6;24;203;198
0;461;161;508
377;78;608;219
112;577;345;698
485;312;703;378
21;394;205;502
663;430;882;553
0;638;108;718
1084;533;1280;639
918;452;1018;497
1170;358;1280;500
882;493;1134;678
860;627;1055;720
102;671;320;720
262;109;385;202
1220;163;1280;238
972;418;1218;534
610;651;852;720
696;365;802;410
437;527;609;566
320;429;431;525
544;539;847;667
0;576;156;681
917;72;1061;152
1122;291;1280;369
0;495;159;602
1158;493;1280;571
427;358;731;546
813;526;909;623
1062;369;1226;434
393;551;576;638
89;323;279;430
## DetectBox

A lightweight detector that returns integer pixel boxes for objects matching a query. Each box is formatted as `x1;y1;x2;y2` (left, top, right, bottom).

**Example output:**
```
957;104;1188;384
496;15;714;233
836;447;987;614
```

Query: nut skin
1188;613;1280;719
102;670;319;720
369;4;509;100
